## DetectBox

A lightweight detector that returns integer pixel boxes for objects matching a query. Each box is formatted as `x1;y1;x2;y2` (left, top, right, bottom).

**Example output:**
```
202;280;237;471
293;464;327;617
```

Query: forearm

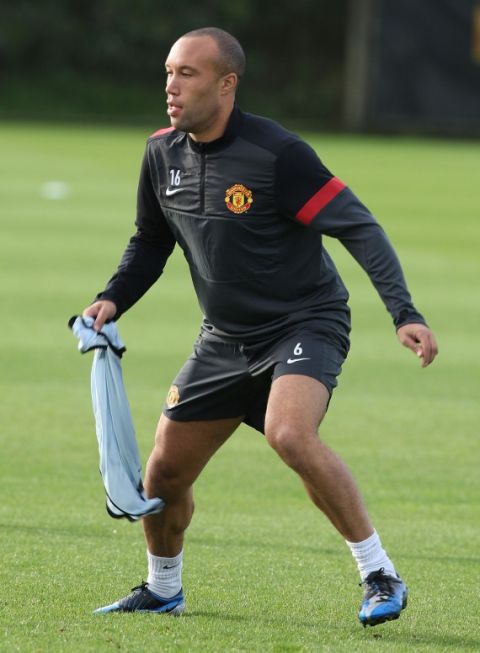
316;190;425;328
97;233;174;319
339;222;426;329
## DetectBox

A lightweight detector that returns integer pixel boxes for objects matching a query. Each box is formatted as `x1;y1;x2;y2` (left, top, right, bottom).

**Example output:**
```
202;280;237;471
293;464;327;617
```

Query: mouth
167;103;182;118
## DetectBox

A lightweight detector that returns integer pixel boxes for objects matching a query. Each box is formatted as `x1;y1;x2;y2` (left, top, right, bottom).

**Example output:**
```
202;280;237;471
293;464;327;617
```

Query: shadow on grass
368;631;480;651
183;611;249;622
186;610;480;650
178;610;480;650
184;610;319;629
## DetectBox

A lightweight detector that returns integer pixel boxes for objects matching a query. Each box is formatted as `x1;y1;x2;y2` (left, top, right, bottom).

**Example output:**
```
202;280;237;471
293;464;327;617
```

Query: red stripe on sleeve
150;126;175;138
295;177;346;225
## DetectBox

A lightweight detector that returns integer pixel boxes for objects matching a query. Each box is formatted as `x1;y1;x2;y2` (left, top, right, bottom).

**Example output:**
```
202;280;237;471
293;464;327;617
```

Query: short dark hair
181;27;246;79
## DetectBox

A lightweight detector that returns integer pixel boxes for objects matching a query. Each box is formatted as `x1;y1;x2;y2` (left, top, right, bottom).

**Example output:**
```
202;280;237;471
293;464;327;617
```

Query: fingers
417;329;439;367
397;323;439;368
82;300;117;332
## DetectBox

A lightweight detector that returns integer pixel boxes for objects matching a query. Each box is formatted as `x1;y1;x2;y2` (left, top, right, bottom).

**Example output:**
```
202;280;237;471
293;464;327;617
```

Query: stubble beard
169;114;191;133
171;104;220;139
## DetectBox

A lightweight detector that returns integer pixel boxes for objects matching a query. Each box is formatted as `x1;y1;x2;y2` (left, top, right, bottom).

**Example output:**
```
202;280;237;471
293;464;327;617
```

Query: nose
166;73;179;96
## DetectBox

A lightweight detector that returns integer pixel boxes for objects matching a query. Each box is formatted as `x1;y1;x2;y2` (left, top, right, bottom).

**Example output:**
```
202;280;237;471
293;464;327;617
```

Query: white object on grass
41;181;70;200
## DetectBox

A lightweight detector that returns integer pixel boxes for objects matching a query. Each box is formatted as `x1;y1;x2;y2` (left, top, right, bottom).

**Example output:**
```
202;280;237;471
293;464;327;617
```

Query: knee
148;447;178;480
265;423;313;471
145;450;191;499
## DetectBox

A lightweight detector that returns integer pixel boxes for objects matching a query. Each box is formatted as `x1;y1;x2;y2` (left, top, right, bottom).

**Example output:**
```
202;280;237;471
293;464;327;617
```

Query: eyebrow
165;64;198;74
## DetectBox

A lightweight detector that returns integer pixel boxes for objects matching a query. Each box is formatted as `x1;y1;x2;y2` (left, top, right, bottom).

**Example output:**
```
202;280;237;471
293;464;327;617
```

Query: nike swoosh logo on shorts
286;357;311;364
165;187;185;196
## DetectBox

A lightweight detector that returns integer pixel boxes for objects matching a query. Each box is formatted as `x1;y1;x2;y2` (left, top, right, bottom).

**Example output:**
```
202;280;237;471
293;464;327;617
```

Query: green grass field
1;122;479;652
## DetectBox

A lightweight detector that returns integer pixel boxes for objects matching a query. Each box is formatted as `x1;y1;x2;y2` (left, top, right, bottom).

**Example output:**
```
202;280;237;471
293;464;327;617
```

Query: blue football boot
94;582;185;615
358;568;407;627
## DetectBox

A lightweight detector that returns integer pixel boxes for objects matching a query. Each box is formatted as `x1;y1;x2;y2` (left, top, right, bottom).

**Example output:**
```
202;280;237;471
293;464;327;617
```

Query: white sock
147;549;183;598
346;530;396;581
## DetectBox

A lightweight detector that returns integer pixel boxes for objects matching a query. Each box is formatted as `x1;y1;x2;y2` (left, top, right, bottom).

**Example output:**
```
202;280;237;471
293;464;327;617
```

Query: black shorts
163;330;348;434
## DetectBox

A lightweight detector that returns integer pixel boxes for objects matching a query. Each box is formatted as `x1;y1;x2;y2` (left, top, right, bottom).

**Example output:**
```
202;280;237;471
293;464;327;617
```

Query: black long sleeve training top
98;107;425;345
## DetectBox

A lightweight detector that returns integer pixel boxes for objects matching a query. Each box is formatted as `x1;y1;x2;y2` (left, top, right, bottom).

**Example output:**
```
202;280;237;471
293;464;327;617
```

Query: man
84;27;438;626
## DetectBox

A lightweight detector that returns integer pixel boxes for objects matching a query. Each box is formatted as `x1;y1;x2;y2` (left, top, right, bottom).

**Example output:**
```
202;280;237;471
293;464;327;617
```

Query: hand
396;323;438;368
83;300;117;332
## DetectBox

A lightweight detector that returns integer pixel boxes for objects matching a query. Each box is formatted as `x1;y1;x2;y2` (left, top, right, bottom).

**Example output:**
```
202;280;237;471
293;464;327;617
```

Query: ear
220;73;238;95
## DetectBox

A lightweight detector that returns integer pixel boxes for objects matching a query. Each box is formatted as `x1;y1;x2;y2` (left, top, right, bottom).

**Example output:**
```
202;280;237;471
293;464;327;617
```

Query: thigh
148;414;243;494
243;334;346;434
265;375;330;437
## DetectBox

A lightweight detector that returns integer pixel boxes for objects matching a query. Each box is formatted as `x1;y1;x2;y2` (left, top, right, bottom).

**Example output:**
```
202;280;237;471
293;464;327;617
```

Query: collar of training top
187;105;244;153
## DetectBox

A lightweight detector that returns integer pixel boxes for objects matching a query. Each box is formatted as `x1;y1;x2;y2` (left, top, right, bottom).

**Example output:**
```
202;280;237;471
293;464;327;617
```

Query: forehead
166;36;220;71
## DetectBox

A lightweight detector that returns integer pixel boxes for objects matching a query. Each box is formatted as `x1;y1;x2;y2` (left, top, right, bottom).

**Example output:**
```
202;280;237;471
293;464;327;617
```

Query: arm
312;188;424;329
315;190;438;366
276;140;438;366
84;147;176;331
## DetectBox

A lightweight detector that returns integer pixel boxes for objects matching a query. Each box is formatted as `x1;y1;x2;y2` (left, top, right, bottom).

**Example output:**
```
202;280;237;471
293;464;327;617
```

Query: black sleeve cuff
394;310;427;330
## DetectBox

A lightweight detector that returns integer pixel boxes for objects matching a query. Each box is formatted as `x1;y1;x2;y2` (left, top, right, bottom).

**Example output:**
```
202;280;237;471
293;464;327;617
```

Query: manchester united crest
166;384;180;408
225;184;253;214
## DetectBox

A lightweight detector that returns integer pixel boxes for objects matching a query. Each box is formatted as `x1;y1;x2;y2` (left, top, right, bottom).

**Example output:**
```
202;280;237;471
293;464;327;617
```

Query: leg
94;414;243;615
94;338;250;614
143;414;243;556
264;375;407;627
264;374;373;542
